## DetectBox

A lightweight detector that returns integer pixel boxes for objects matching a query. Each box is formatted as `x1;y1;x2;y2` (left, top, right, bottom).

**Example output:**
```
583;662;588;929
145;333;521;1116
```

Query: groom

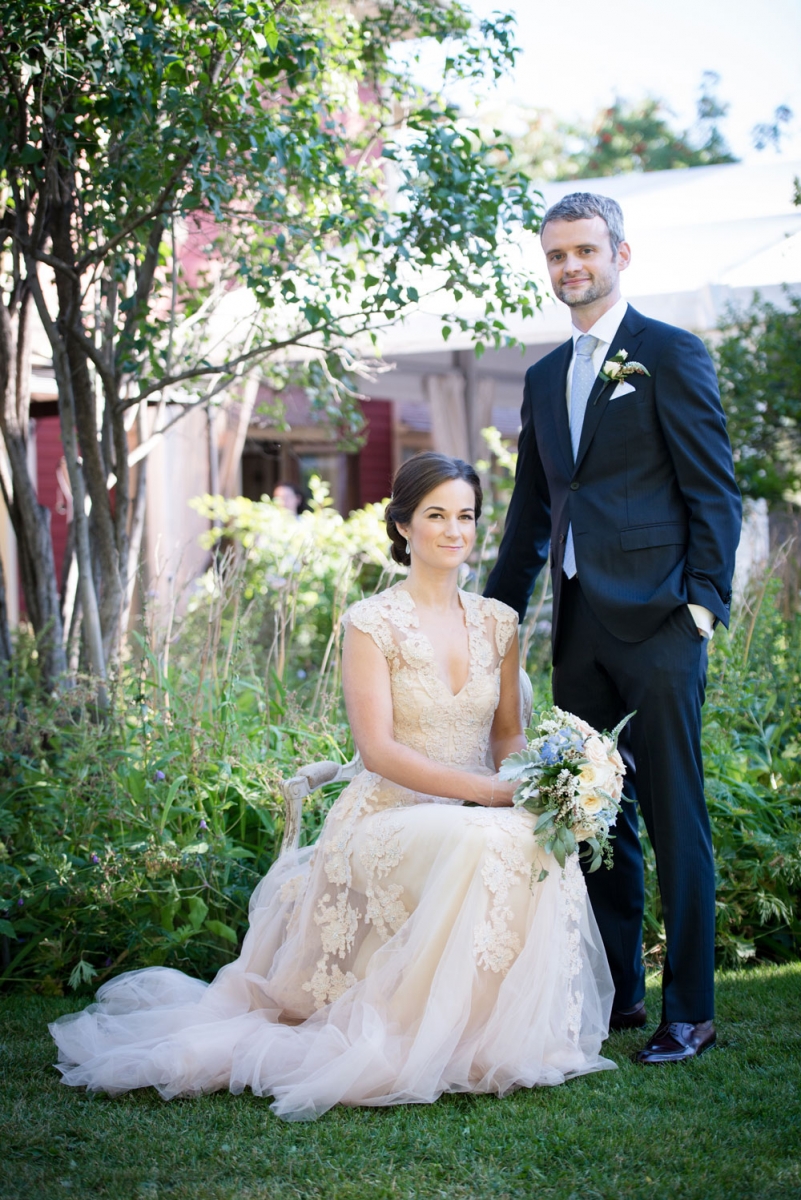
485;192;741;1063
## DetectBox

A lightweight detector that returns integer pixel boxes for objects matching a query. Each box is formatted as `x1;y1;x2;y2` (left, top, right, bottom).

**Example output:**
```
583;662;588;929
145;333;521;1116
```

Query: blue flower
154;770;166;782
199;819;208;831
539;736;566;766
91;853;99;864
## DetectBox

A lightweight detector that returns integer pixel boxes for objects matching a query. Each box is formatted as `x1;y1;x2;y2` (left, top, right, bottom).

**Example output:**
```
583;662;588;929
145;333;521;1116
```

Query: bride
51;452;615;1120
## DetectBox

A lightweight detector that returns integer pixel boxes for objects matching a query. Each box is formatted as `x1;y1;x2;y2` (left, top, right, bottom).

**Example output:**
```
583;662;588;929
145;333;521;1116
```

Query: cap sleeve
485;597;518;658
342;597;397;661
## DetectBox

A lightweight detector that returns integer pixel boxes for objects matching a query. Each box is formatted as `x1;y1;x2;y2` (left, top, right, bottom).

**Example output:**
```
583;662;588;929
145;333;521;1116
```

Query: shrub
1;498;799;991
0;586;353;992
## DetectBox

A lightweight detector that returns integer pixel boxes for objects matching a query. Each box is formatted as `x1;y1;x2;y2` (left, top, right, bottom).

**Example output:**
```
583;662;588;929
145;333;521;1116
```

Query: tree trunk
0;292;68;687
25;266;107;698
0;546;12;673
120;402;150;634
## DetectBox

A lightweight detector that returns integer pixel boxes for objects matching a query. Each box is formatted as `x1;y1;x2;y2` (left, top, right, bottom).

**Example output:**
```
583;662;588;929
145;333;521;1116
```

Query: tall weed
1;492;799;990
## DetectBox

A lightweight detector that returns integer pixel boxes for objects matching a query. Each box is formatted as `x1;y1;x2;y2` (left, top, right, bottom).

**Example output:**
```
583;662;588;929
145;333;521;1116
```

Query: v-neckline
393;586;473;699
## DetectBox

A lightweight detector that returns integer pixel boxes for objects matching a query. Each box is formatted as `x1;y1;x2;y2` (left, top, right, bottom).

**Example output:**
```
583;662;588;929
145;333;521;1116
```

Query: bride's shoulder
342;587;411;651
463;593;519;656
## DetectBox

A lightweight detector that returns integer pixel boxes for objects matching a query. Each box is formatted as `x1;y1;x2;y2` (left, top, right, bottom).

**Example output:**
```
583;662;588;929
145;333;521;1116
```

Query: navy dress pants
552;577;715;1023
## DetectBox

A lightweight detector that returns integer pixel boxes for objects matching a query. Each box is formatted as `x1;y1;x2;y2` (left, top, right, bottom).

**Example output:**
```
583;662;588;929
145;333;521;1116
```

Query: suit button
570;481;580;490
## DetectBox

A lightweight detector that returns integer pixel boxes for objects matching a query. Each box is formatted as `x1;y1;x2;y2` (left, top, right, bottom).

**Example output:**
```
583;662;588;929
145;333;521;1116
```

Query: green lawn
2;964;800;1200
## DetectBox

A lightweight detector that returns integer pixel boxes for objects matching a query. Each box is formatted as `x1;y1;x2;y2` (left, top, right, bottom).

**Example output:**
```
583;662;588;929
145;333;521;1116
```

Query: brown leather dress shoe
636;1020;716;1064
608;1000;647;1031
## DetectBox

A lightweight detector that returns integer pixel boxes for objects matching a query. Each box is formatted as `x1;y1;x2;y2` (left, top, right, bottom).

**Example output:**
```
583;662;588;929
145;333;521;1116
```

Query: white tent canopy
361;158;801;449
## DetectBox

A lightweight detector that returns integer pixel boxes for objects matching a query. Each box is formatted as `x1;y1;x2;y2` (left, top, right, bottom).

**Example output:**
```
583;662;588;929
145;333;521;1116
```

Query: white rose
578;761;613;791
570;714;599;739
604;360;623;379
580;792;604;815
583;736;609;767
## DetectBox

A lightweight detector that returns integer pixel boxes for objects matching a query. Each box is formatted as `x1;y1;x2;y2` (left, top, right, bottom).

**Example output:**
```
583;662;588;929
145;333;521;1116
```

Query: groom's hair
540;193;625;257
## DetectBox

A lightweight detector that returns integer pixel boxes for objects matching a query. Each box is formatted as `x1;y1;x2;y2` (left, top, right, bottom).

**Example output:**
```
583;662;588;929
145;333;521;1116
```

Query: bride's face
400;478;477;571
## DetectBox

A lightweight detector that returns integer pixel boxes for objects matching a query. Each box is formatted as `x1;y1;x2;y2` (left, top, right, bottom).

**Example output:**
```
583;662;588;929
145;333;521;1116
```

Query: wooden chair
278;669;534;856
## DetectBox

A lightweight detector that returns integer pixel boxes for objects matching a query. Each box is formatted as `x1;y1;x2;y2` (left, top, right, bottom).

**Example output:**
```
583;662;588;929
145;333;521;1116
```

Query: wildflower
17;897;24;907
91;854;100;864
154;770;166;782
199;819;208;831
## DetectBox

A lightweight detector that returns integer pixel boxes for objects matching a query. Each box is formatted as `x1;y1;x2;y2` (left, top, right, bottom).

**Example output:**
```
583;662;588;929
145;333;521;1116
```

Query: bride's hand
486;776;517;808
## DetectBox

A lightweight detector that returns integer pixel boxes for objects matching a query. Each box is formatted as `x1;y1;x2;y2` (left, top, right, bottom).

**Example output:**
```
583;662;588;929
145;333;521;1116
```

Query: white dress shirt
566;297;714;639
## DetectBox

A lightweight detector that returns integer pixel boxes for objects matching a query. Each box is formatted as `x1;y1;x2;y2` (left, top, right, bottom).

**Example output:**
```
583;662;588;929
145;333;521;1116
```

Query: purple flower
91;854;100;864
104;957;113;967
199;819;208;831
17;898;24;907
154;770;166;782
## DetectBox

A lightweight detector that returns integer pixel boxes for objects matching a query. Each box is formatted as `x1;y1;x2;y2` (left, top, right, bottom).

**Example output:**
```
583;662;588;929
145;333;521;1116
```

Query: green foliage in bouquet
500;708;633;877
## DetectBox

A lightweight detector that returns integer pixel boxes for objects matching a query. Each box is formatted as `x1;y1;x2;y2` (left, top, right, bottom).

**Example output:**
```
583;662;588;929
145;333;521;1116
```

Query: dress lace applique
359;812;409;941
302;957;359;1010
486;597;518;659
280;874;305;904
314;890;361;958
558;854;586;1044
343;597;402;660
472;822;529;975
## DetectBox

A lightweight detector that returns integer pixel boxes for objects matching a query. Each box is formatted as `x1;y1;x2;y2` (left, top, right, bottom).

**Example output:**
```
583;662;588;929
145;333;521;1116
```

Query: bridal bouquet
499;707;633;879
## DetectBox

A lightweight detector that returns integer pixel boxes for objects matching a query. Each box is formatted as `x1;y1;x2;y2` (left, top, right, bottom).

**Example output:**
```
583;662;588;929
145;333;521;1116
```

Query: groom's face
541;216;630;311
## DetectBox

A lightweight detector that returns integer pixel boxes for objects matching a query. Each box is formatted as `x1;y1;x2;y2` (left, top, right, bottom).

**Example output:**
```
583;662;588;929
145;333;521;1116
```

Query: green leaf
610;711;636;746
68;959;99;990
561;827;577;856
263;18;279;52
0;919;17;939
19;144;44;164
159;775;187;833
205;920;239;944
186;896;208;931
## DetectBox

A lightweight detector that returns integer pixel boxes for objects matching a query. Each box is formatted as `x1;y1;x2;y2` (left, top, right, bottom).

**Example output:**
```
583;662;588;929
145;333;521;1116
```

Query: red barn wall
33;414;69;591
357;400;393;506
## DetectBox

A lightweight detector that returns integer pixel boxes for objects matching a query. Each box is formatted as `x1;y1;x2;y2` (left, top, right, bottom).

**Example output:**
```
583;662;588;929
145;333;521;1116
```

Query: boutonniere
599;349;651;384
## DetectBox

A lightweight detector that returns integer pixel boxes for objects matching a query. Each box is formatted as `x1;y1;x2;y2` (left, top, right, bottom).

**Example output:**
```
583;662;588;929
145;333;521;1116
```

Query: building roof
367;157;801;361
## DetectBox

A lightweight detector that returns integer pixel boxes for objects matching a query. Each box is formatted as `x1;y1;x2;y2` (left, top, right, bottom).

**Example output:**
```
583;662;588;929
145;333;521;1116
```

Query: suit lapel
547;339;574;475
574;306;647;472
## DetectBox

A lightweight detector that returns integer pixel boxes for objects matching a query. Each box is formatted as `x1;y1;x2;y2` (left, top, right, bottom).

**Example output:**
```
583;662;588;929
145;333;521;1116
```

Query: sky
414;0;801;164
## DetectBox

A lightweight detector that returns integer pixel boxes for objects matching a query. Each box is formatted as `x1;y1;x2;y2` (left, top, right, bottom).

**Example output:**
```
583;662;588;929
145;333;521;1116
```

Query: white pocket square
610;380;636;400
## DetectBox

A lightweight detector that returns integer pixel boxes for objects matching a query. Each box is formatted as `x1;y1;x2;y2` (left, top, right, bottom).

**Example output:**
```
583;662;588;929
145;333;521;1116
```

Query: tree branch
75;157;191;272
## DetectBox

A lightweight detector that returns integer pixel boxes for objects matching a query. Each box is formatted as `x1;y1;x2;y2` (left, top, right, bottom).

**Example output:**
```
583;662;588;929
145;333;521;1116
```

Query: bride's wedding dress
51;587;615;1120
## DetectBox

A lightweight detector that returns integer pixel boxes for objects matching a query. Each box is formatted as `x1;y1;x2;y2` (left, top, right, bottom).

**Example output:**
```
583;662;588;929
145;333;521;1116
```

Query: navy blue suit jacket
485;305;742;644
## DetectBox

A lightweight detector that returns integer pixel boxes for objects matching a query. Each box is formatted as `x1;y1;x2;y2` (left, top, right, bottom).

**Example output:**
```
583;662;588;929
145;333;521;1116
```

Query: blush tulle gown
51;587;615;1120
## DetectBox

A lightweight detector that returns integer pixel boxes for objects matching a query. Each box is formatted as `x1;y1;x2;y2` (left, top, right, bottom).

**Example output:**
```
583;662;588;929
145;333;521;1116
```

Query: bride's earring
405;540;411;556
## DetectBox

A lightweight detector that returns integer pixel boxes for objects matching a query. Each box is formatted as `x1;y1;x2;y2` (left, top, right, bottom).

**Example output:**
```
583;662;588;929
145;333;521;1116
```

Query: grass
1;965;800;1200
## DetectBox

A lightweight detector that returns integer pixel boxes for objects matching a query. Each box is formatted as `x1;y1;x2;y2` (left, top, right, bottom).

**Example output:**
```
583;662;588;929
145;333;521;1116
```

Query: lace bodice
343;586;518;774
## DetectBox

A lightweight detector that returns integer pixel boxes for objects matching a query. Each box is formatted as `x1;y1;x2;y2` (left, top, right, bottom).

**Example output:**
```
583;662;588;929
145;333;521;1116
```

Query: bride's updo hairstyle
386;452;482;566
